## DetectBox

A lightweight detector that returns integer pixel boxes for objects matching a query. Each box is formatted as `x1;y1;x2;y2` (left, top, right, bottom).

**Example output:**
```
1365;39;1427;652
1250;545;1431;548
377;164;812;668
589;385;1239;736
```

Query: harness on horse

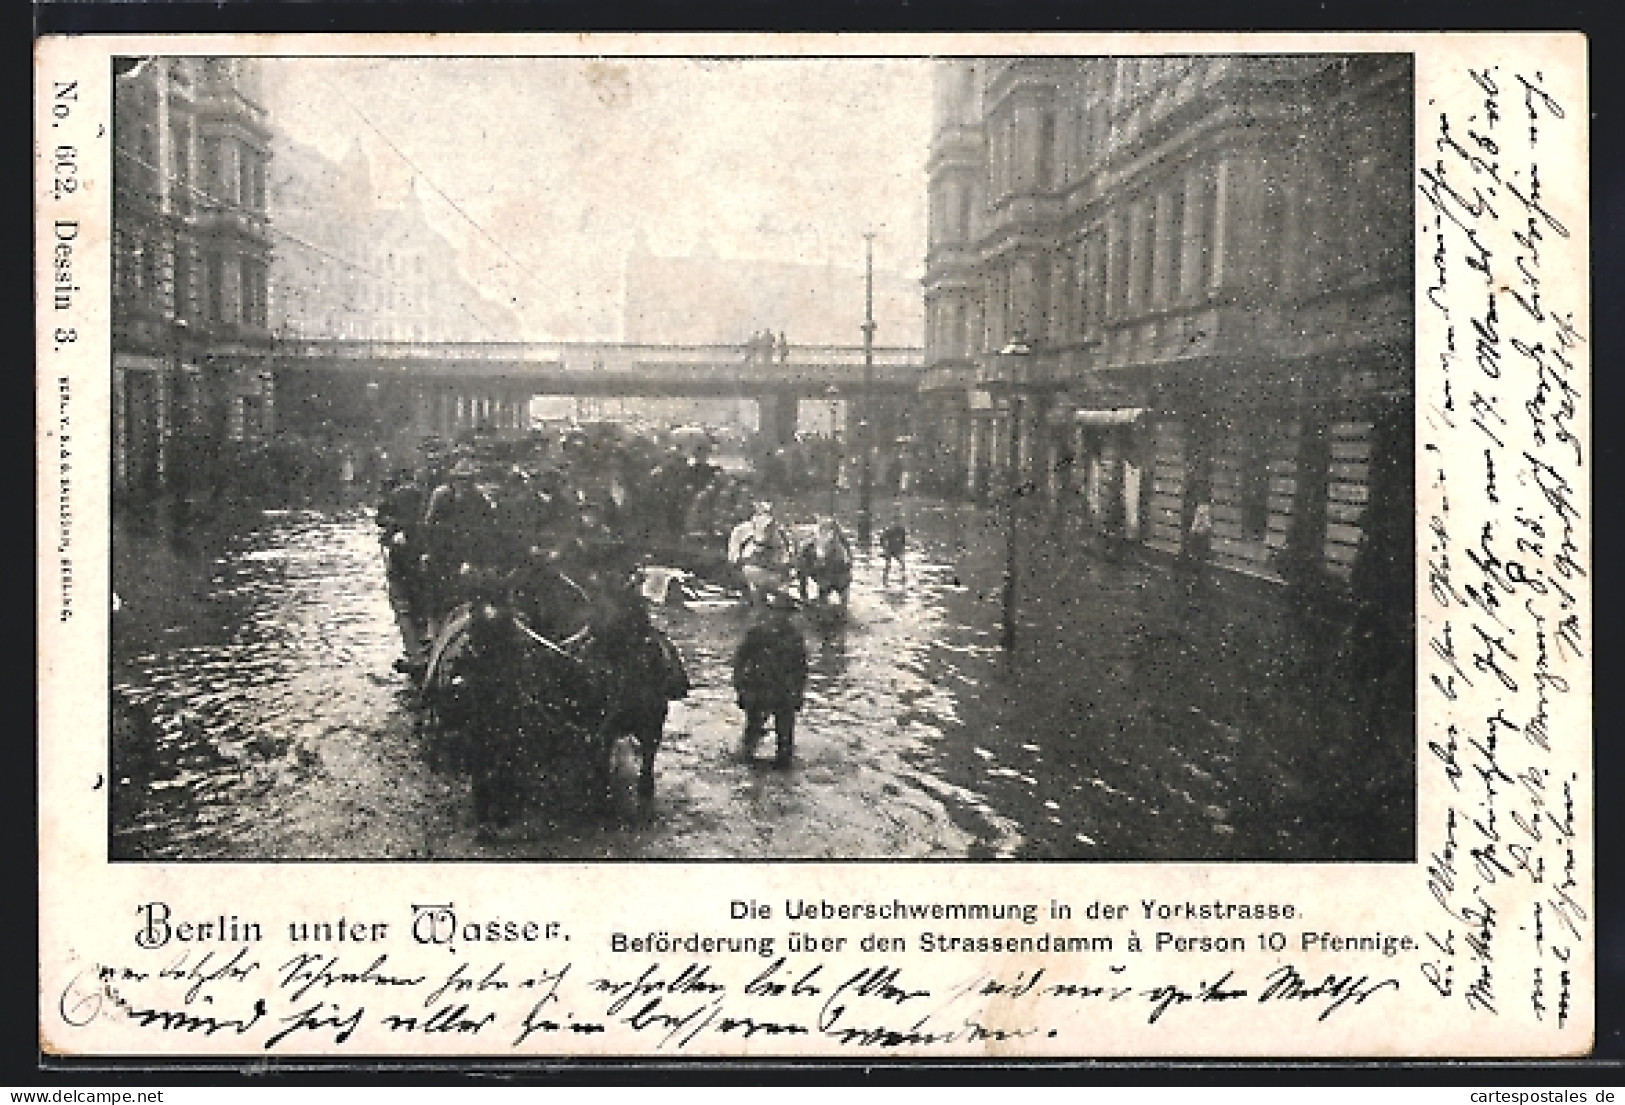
732;519;786;568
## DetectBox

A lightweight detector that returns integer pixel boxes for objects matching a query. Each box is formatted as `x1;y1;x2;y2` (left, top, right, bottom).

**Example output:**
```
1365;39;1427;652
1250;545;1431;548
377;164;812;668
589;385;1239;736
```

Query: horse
795;521;853;607
727;508;795;604
419;569;688;827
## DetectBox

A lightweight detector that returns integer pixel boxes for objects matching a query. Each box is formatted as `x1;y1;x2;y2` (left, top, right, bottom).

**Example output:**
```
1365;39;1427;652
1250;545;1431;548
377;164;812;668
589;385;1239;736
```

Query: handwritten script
57;952;1402;1051
1417;59;1587;1036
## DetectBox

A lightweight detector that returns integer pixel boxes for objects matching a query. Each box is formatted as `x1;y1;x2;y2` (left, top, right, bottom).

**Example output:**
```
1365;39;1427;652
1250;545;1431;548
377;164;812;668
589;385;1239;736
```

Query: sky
260;57;934;341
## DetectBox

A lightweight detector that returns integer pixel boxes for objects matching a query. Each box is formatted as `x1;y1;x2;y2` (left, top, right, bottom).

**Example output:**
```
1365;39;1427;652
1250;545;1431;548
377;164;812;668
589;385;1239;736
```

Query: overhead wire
113;144;493;331
316;75;550;310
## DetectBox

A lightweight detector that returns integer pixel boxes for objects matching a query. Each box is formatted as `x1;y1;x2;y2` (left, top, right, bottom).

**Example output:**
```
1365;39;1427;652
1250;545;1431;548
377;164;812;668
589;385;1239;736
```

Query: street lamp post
1002;396;1020;657
825;386;840;518
996;341;1031;659
858;231;876;548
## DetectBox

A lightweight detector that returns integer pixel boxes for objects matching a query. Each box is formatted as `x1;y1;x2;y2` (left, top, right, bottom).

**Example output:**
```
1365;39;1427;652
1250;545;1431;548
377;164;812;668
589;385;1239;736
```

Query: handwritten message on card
1416;57;1588;1035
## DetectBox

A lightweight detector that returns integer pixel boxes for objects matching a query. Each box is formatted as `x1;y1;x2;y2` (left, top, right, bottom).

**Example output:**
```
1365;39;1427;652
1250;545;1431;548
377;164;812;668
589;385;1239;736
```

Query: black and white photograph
107;53;1416;863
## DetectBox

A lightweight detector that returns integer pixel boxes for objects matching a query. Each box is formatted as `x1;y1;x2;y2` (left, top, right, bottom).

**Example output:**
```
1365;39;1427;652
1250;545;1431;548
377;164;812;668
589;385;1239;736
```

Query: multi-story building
918;56;1412;605
266;138;524;343
262;138;527;446
112;56;276;504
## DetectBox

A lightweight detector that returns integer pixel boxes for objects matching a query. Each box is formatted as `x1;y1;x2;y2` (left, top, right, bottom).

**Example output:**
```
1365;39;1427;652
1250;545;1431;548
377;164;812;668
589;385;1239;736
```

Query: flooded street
111;496;1409;863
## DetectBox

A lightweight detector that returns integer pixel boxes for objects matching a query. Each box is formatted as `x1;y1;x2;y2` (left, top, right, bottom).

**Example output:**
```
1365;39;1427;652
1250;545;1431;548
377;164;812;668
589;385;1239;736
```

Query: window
1029;258;1050;342
247;151;266;212
1036;110;1056;190
1235;421;1284;540
173;246;191;322
1125;201;1149;315
170;121;191;214
200;136;223;205
987;125;1002;199
205;251;224;323
140;241;159;299
238;146;254;212
1103;212;1123;321
138;126;158;197
1258;156;1288;289
1089;231;1107;332
1001;116;1017;195
1179;168;1213;299
243;259;267;328
1154;186;1184;308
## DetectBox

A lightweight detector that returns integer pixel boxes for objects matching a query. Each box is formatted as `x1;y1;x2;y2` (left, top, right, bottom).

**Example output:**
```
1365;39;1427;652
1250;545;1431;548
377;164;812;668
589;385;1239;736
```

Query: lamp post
996;340;1032;659
858;231;876;547
825;385;840;517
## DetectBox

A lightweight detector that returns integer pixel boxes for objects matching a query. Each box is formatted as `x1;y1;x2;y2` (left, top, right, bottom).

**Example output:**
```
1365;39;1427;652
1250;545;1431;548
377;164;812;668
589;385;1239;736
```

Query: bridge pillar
756;388;799;448
412;385;430;436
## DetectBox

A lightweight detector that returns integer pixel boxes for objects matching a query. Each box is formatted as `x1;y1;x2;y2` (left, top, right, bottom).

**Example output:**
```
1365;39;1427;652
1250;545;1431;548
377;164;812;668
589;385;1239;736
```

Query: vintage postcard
35;32;1590;1058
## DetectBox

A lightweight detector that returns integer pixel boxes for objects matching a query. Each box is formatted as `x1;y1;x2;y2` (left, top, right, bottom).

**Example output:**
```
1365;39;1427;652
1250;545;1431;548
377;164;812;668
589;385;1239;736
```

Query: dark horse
420;568;688;826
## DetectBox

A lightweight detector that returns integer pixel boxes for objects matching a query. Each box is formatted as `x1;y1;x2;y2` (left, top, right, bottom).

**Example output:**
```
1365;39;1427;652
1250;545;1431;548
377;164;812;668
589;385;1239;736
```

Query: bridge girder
270;360;917;399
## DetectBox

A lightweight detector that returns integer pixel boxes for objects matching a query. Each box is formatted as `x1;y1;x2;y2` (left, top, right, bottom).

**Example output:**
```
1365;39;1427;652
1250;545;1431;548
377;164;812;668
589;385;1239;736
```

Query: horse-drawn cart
416;567;689;828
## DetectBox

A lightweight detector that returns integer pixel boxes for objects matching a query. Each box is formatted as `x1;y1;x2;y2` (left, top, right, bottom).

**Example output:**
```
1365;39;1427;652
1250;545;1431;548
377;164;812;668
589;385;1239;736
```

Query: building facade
266;139;524;344
263;139;529;448
112;57;277;504
918;56;1412;604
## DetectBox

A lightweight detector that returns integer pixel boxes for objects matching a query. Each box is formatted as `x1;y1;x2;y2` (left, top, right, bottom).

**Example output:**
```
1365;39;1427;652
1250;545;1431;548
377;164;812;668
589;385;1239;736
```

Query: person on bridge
732;588;808;767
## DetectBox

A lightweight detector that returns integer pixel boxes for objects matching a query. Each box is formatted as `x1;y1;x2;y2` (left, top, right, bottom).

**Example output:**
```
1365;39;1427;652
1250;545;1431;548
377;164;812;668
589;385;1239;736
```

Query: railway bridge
268;338;925;446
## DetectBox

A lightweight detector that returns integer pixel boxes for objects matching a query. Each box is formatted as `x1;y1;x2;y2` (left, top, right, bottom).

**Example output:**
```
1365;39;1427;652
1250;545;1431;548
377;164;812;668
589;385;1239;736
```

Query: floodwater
110;497;1411;862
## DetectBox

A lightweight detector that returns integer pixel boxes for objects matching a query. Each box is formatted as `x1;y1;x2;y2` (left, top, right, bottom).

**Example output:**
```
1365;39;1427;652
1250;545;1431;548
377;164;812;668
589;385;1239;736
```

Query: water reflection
111;501;1026;860
109;497;1403;861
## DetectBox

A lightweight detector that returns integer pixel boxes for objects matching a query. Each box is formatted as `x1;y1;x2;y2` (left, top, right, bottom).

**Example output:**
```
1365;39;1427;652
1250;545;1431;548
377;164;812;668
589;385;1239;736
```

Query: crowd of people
373;424;907;782
377;427;697;671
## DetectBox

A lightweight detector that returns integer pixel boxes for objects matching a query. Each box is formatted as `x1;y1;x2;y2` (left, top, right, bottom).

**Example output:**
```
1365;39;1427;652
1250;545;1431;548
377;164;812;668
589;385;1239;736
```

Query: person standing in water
879;518;907;585
731;589;808;767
